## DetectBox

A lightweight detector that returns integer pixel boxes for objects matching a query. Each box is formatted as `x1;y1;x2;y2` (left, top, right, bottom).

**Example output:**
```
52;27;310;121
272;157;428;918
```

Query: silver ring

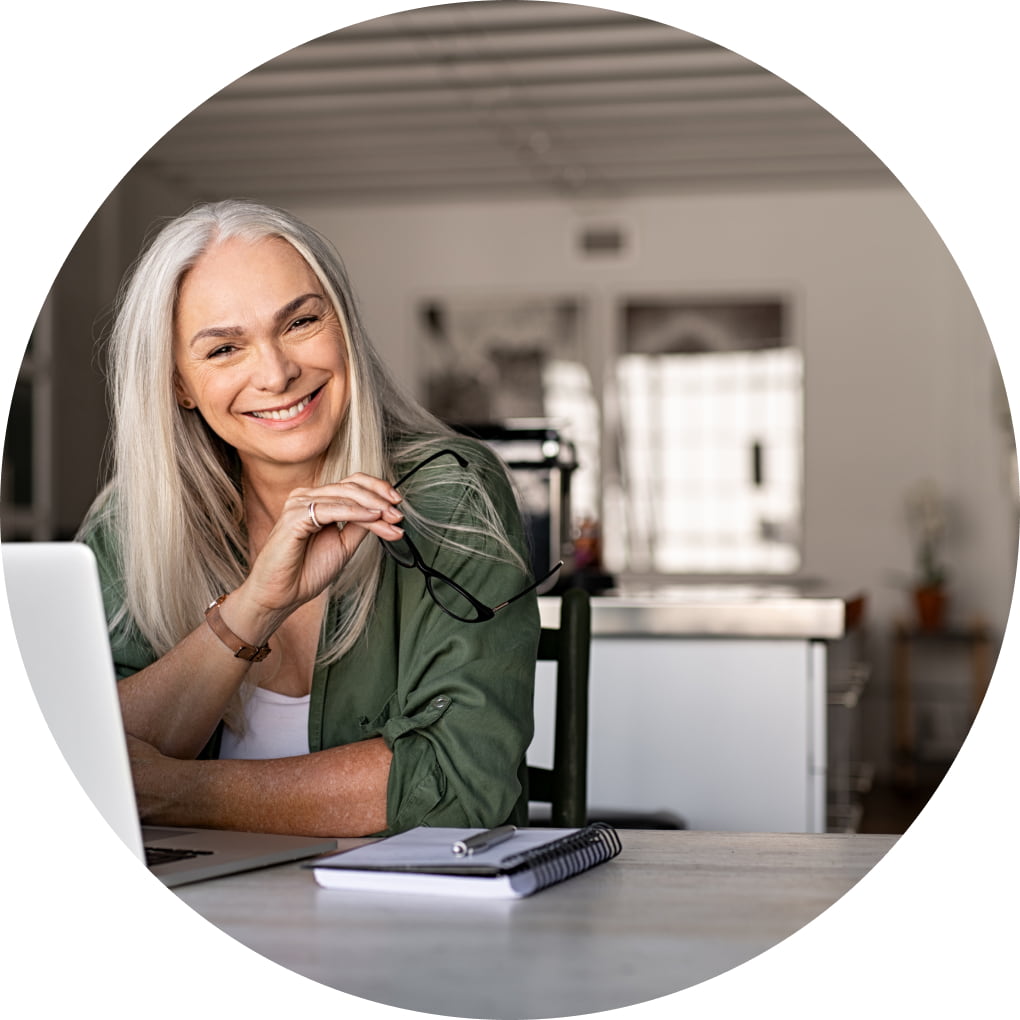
308;501;322;530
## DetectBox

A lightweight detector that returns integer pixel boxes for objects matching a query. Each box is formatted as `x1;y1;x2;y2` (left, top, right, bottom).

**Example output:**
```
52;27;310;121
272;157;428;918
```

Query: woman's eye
288;316;318;331
208;344;237;358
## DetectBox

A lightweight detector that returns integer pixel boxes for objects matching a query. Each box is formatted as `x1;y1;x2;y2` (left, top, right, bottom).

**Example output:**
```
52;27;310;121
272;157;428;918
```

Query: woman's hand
230;473;405;642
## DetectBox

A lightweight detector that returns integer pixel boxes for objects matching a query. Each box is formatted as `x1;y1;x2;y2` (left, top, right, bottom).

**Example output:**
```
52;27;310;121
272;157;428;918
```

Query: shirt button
430;695;451;710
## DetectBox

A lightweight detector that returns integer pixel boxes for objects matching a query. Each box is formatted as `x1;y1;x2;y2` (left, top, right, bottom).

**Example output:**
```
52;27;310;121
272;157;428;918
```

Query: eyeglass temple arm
393;448;470;489
492;561;564;612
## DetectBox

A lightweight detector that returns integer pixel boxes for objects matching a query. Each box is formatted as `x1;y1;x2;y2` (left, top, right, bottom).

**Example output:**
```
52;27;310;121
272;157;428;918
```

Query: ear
173;372;196;410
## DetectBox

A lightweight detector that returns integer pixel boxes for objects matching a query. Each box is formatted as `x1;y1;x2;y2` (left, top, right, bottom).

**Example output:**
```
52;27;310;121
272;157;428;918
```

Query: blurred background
5;2;1016;832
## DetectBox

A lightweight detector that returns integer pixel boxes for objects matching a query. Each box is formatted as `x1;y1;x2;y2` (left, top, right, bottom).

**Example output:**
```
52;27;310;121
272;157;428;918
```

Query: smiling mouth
247;387;322;422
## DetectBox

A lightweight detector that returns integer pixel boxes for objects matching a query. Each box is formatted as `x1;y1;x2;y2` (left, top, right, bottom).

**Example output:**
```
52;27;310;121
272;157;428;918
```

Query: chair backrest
528;587;591;827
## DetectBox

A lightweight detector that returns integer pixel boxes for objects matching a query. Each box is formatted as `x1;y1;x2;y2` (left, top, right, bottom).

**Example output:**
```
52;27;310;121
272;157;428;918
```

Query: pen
451;825;517;856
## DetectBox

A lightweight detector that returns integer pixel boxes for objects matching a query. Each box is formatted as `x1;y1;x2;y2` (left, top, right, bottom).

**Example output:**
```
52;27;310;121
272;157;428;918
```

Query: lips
247;386;322;421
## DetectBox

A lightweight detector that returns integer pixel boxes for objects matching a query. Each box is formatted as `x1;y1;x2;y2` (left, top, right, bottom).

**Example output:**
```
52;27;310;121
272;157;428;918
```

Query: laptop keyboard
145;845;214;867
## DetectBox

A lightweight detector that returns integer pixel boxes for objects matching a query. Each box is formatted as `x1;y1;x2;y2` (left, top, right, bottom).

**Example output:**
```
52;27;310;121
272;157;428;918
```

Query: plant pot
914;585;948;632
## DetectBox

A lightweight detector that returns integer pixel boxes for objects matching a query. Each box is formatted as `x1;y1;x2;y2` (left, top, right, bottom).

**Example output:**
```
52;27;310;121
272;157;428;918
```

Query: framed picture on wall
417;294;584;424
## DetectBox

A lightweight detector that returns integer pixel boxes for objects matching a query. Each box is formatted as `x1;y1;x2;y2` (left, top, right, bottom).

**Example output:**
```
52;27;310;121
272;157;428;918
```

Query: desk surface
175;828;897;1018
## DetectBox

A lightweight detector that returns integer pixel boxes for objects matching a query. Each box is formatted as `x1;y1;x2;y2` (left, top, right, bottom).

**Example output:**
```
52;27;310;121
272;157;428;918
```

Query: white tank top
218;686;311;760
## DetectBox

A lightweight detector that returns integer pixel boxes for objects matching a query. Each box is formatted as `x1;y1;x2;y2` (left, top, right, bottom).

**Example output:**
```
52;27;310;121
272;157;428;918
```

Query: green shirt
82;446;539;835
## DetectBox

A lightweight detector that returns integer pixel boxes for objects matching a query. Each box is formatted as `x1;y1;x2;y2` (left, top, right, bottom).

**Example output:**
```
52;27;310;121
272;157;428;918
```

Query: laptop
2;541;337;886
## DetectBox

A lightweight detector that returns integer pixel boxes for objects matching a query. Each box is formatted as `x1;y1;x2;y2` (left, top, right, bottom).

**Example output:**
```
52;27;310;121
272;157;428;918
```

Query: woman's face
173;235;350;480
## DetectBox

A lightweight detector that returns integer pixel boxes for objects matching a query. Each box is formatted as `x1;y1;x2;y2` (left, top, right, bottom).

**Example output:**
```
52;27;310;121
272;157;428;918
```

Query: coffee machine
454;421;577;586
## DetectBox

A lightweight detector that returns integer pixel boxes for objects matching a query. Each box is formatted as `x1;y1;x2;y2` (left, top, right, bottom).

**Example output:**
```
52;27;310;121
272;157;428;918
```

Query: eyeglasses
379;448;562;622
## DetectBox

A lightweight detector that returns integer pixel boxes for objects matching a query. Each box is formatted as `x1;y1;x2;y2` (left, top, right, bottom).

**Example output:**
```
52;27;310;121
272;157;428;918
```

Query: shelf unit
891;621;992;787
2;296;55;540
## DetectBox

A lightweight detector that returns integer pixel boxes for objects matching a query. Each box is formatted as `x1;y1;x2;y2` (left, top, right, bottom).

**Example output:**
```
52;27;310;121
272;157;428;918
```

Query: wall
38;173;196;537
291;184;1017;773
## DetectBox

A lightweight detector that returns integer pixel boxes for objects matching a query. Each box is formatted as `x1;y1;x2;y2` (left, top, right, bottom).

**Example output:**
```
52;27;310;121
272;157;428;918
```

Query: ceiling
140;1;895;204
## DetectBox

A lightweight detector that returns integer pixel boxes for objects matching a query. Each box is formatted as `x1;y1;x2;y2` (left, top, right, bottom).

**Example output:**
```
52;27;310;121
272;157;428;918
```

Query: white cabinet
533;629;831;833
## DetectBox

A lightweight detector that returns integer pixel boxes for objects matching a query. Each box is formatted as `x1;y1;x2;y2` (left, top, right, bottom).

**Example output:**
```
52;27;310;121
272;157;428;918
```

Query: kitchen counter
535;583;867;831
539;585;865;640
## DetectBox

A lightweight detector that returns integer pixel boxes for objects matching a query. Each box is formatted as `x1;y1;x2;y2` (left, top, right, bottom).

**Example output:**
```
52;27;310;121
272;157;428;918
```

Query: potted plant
906;478;949;631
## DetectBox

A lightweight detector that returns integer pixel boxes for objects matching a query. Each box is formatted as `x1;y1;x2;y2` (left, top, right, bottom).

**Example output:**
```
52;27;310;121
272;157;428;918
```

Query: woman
79;199;546;838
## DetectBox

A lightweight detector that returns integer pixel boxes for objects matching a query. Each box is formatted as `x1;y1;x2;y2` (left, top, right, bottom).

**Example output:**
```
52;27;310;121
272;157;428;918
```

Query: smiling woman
77;199;544;839
172;237;352;480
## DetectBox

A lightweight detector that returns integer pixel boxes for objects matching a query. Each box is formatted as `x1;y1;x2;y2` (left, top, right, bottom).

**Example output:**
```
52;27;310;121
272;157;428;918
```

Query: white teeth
250;393;313;421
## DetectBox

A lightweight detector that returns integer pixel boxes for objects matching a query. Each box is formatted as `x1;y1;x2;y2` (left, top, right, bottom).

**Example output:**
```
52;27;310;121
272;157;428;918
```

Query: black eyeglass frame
378;448;562;623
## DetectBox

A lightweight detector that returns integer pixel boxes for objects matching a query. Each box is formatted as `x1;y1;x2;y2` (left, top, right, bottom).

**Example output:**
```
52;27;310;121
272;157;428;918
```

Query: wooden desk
176;829;896;1018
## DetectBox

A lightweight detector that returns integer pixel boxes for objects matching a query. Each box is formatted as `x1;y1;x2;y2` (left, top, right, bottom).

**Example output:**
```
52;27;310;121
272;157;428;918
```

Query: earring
180;398;196;409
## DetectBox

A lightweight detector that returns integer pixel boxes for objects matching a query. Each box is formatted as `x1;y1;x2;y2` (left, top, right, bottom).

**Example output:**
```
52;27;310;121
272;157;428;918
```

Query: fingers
305;499;404;540
242;473;405;622
292;476;405;540
341;473;403;507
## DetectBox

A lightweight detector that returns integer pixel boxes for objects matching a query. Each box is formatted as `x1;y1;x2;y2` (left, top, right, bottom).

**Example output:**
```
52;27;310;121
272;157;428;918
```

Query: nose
252;340;299;392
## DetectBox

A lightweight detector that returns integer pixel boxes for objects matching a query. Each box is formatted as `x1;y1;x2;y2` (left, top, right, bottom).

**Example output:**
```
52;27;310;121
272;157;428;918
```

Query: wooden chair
528;587;591;827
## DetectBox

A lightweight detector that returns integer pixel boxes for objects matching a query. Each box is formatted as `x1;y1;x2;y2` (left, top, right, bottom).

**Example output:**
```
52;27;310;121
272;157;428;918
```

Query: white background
3;1;1017;1017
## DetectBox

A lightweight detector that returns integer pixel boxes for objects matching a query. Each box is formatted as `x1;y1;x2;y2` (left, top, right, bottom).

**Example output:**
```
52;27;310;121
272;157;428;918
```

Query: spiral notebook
308;823;622;899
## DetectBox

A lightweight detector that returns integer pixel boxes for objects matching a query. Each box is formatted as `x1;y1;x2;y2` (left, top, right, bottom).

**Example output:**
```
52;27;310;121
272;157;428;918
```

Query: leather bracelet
204;594;272;663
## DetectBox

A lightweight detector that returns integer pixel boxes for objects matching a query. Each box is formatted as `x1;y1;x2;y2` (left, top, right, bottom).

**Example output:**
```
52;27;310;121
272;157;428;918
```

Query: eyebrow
187;293;325;347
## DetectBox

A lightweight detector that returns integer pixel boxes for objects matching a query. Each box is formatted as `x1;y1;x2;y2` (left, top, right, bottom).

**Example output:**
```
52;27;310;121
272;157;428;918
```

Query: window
605;298;802;576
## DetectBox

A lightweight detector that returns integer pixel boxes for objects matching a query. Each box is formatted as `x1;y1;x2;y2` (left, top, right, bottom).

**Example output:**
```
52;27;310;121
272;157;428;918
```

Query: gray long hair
83;199;526;669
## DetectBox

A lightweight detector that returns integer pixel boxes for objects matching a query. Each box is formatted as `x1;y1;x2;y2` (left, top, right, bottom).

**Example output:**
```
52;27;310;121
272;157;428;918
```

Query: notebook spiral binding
499;822;622;891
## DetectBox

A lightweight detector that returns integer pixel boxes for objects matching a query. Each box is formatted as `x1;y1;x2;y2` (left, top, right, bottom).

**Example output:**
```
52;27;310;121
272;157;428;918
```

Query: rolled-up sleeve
380;600;537;833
